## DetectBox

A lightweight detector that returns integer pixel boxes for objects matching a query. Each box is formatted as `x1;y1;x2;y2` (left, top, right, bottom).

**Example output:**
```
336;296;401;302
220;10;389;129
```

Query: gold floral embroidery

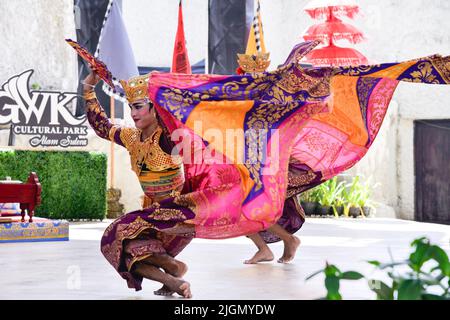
366;79;399;142
86;99;102;113
356;77;380;127
160;223;196;237
158;73;278;122
212;217;231;226
101;216;154;269
86;99;113;138
245;102;327;191
288;170;317;187
333;64;383;77
125;242;165;271
430;55;450;84
264;85;295;104
332;55;429;77
148;208;186;221
277;70;330;97
402;61;439;84
173;194;197;213
292;196;306;220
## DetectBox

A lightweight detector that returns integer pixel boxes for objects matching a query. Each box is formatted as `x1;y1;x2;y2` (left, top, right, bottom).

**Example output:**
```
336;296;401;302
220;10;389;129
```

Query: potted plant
357;177;379;217
327;177;346;218
344;176;363;218
332;196;345;216
340;186;350;217
317;183;333;216
312;177;345;217
299;190;317;216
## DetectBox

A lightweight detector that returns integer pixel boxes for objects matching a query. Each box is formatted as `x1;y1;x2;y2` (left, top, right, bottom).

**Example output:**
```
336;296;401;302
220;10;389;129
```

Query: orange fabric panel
365;60;416;79
312;75;368;146
185;100;256;202
185;100;254;163
235;164;255;202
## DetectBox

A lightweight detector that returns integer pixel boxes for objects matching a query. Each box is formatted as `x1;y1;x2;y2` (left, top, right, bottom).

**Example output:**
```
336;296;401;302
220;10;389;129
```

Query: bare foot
155;259;188;296
166;278;192;298
277;236;301;263
244;248;274;264
154;285;174;296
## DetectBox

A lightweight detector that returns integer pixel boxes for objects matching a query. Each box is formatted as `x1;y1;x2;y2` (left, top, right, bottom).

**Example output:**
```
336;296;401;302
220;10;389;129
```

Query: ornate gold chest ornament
132;126;183;174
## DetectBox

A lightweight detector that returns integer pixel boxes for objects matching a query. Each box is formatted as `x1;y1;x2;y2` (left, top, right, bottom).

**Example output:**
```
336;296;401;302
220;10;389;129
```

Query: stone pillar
106;187;124;219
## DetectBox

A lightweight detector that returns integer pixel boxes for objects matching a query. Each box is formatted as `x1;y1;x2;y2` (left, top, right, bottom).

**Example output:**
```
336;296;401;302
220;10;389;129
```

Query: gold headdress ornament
237;53;271;74
119;74;150;104
237;0;270;74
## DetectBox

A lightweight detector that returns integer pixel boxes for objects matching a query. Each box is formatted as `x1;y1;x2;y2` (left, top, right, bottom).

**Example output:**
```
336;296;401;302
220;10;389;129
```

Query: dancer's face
130;99;156;129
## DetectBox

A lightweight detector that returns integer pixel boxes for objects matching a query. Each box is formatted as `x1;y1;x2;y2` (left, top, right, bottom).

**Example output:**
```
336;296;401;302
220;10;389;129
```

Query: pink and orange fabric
96;41;450;290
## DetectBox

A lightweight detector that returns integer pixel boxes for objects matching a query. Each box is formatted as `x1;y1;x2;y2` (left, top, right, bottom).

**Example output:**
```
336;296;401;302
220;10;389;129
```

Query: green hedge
0;150;107;220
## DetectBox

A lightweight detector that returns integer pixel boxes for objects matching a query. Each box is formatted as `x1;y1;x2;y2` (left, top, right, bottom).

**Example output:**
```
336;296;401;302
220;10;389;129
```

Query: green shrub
307;237;450;300
0;150;107;220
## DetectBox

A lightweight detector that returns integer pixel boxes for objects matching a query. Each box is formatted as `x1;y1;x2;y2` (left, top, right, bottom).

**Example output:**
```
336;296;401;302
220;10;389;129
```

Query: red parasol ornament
302;0;368;67
305;44;368;66
304;0;359;20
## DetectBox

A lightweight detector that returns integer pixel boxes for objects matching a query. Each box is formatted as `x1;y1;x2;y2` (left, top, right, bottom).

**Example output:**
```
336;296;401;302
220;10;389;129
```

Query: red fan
65;38;114;88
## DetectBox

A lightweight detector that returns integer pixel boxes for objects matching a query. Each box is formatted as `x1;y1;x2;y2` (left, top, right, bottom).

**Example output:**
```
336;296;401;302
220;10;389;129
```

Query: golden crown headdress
237;52;271;74
119;74;150;104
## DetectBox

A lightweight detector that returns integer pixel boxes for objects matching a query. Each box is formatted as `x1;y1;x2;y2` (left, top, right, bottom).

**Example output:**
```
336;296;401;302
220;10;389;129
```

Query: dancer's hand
83;71;101;92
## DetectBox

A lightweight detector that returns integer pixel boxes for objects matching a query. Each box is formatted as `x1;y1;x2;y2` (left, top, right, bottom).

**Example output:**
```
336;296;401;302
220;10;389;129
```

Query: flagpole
110;96;115;189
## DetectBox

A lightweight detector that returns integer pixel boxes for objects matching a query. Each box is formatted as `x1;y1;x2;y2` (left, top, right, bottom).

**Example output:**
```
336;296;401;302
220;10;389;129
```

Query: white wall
261;0;450;66
350;0;450;219
122;0;208;68
0;0;78;91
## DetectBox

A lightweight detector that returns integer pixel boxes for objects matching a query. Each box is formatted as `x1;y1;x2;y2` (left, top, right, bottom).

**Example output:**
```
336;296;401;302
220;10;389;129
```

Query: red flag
171;0;191;74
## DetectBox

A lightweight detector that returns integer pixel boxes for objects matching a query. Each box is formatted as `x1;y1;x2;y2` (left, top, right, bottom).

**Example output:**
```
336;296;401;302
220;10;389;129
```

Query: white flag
95;0;138;102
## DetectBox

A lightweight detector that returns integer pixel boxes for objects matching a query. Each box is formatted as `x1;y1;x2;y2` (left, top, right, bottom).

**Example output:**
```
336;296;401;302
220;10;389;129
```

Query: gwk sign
0;70;88;147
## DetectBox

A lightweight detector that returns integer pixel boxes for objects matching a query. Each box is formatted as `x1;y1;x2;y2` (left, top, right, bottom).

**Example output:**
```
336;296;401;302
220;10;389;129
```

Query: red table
0;172;42;223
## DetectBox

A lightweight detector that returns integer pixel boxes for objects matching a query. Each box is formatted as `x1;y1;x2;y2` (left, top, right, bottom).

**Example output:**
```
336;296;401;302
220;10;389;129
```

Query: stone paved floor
0;217;449;300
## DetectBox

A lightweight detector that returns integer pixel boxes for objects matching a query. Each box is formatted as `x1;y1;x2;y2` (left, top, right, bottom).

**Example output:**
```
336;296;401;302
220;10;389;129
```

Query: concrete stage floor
0;218;449;300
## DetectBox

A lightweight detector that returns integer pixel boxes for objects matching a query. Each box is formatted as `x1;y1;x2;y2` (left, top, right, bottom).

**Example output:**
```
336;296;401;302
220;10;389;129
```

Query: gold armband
84;90;97;101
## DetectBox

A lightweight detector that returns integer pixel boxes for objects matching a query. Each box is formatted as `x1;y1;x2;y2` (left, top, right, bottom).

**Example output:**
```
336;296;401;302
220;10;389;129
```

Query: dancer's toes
167;278;192;299
154;285;174;296
179;281;192;299
244;248;274;264
278;236;301;264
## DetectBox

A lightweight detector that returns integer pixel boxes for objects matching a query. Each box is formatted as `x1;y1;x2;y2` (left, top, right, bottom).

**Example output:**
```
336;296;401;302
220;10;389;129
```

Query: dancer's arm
83;72;127;147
